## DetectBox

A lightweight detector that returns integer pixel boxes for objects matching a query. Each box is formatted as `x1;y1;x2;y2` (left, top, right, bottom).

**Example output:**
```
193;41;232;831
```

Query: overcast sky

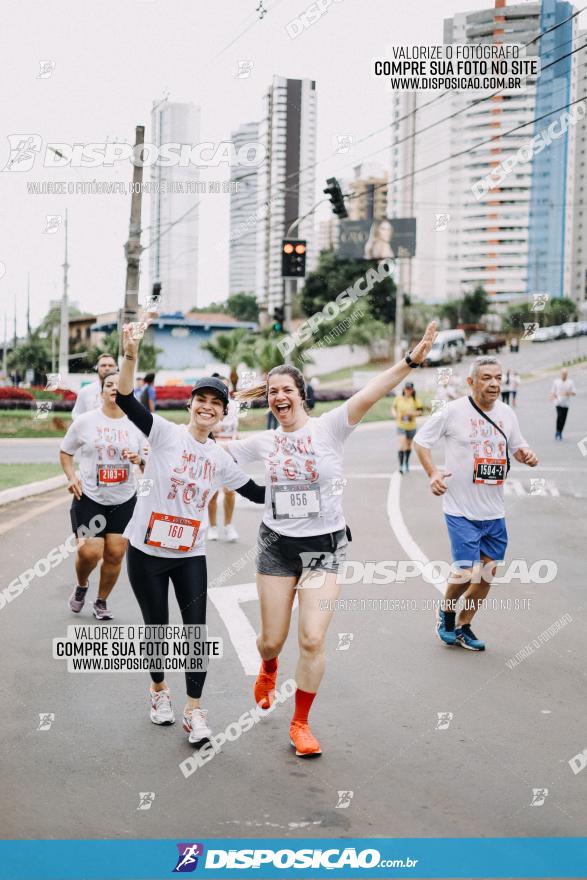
1;0;585;335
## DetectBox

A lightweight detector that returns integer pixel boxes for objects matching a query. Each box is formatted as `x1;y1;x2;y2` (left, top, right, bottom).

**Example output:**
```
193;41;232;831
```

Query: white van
561;322;581;337
423;329;466;366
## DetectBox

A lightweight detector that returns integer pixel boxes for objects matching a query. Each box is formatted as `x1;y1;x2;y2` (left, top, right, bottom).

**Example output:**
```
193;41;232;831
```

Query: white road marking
208;582;259;675
386;469;446;596
208;581;298;676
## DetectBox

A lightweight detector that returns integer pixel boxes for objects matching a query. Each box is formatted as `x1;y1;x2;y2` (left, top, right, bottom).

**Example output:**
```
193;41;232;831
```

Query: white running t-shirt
71;381;102;420
414;396;528;521
123;414;251;558
61;409;143;505
227;402;356;538
551;378;576;408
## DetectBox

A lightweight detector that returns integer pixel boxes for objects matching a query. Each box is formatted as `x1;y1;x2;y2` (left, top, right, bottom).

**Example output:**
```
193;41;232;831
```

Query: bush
30;387;77;401
154;385;192;401
0;387;34;401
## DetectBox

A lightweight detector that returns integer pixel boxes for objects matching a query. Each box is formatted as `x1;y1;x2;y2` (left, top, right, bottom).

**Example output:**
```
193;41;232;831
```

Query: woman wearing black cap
116;320;265;745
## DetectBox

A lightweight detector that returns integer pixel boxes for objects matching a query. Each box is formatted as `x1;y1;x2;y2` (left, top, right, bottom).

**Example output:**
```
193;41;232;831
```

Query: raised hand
408;321;437;365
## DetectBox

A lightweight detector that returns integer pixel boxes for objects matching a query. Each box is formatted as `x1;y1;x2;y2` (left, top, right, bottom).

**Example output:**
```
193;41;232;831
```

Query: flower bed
0;387;34;401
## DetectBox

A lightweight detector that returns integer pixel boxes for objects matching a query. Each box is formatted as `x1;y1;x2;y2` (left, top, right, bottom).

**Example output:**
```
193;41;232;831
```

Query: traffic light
273;306;284;332
323;177;348;219
281;239;306;278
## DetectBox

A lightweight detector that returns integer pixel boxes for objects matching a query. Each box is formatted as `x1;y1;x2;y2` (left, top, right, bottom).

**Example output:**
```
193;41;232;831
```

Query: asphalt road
0;367;586;845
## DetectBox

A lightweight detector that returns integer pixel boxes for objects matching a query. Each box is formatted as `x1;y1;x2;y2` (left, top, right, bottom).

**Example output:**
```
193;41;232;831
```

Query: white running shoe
150;687;175;725
183;707;212;744
207;526;219;541
223;524;239;543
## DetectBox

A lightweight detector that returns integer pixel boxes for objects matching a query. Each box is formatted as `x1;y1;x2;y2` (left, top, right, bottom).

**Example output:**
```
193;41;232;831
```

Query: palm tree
201;328;256;389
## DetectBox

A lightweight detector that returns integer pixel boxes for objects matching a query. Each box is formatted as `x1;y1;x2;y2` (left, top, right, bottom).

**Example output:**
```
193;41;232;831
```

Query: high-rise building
569;29;587;303
346;165;388;221
527;0;575;301
229;121;259;296
390;1;577;305
256;76;317;318
149;100;201;314
316;219;338;254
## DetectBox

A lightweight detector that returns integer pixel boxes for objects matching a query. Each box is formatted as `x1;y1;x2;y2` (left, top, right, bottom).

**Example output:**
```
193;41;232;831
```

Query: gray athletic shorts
256;521;349;579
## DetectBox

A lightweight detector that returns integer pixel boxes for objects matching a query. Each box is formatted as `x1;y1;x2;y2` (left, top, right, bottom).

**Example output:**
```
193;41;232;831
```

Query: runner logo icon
173;843;204;872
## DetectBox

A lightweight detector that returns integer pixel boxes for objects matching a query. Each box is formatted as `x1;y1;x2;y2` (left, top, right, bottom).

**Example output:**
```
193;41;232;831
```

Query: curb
0;474;67;507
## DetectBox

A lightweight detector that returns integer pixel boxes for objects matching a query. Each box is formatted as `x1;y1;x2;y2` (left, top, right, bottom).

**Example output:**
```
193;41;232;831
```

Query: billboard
338;217;416;259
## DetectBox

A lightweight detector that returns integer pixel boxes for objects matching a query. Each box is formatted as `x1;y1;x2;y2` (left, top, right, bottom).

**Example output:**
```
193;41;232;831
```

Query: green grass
314;364;384;384
0;463;63;492
0;409;74;438
0;398;400;439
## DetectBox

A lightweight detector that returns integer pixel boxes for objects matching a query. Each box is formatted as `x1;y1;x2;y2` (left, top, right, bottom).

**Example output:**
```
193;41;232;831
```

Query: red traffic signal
282;239;306;278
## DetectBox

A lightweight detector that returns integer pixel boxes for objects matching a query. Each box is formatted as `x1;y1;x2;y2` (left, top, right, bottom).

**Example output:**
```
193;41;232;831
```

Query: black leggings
556;406;569;435
126;544;208;698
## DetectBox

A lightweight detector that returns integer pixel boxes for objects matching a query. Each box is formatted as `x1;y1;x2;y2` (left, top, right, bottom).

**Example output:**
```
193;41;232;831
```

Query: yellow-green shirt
393;395;422;431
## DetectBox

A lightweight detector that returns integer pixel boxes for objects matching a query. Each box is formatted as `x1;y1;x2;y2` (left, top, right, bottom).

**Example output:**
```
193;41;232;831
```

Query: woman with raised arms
226;322;437;757
116;319;265;745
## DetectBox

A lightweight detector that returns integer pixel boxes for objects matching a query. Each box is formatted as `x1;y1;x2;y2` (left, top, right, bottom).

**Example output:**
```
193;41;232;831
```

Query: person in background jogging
229;322;437;757
116;320;265;744
550;368;576;440
509;371;520;408
414;356;538;652
500;370;512;406
60;371;144;619
391;381;423;474
207;374;241;543
71;354;117;420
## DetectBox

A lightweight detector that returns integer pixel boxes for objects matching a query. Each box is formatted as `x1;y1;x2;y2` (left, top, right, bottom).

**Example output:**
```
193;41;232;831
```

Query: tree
226;292;259;323
300;249;397;324
546;297;577;326
8;330;51;381
462;286;489;323
439;285;489;328
83;329;161;372
201;328;256;389
502;296;578;333
39;303;84;335
252;337;289;374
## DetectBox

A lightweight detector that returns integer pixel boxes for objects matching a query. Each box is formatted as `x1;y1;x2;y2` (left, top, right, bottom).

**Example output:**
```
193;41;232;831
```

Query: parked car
466;332;506;355
531;327;552;342
579;321;587;335
423;329;466;366
561;322;581;337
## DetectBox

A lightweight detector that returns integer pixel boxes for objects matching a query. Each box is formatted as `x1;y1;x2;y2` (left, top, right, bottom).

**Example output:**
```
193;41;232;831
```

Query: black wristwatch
405;351;420;368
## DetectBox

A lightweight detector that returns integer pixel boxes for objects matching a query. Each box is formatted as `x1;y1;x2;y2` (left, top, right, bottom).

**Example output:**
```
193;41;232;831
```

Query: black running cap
191;377;229;404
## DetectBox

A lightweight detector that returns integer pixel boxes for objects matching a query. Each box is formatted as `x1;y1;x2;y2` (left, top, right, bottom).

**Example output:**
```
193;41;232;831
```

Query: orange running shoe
254;660;278;709
289;720;322;757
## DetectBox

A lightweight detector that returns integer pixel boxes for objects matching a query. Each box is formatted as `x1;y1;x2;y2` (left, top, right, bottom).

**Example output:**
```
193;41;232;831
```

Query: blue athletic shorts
444;514;508;568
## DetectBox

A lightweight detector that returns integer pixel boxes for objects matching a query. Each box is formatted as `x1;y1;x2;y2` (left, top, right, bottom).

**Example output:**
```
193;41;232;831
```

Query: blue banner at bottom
1;838;586;879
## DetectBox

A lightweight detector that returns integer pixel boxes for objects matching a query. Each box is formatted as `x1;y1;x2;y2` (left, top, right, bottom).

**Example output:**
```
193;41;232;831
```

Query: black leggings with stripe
126;544;208;698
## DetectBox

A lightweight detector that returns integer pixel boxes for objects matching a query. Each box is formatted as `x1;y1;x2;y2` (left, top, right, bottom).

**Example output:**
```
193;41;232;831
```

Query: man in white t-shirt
550;368;576;440
414;356;538;651
71;354;117;420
